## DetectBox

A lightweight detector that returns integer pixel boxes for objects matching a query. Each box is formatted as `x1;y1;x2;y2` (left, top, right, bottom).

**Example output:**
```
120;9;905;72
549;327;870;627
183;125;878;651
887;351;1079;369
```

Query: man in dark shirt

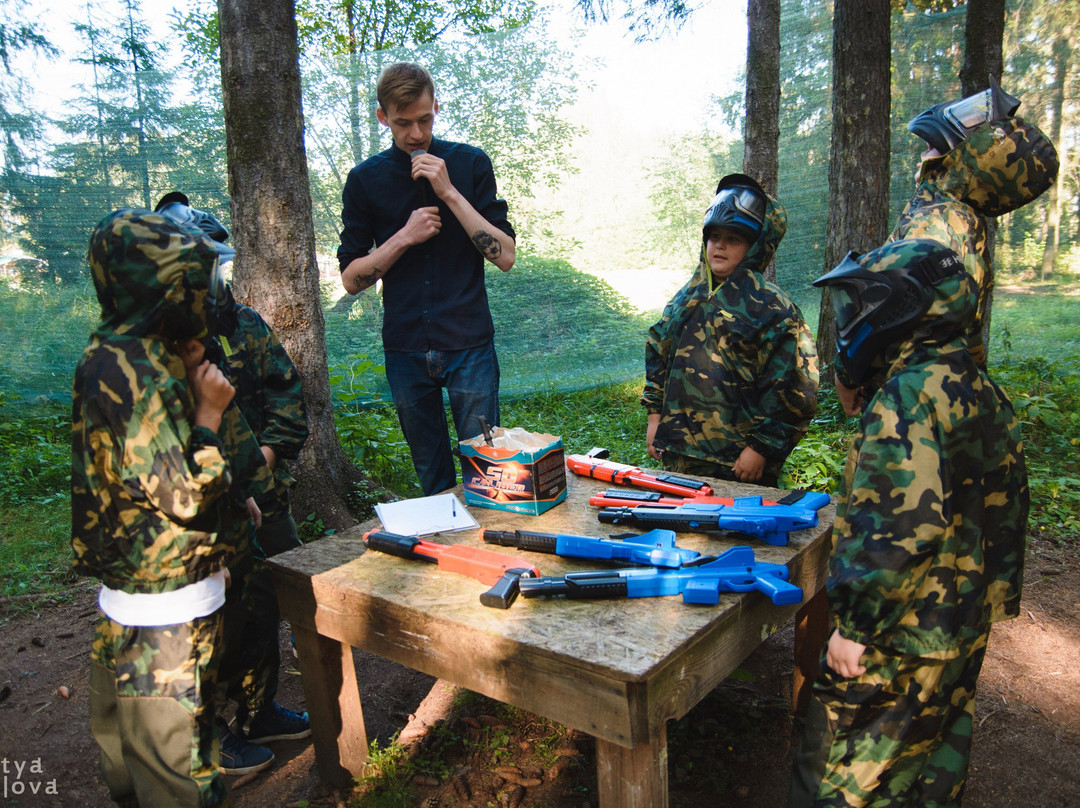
338;62;516;496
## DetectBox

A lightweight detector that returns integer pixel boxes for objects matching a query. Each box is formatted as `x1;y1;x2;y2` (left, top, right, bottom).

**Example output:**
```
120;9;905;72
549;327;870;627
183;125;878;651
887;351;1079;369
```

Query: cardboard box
459;427;568;516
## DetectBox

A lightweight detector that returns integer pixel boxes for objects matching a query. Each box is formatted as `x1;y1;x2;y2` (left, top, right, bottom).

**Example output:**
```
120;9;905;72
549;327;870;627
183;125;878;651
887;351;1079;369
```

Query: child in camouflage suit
788;78;1057;808
642;173;818;488
788;238;1029;808
157;194;312;773
72;209;241;807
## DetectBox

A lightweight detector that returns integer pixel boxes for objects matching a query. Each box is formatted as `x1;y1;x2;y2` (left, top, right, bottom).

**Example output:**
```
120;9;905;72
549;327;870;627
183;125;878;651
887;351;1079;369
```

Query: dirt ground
1;532;1077;808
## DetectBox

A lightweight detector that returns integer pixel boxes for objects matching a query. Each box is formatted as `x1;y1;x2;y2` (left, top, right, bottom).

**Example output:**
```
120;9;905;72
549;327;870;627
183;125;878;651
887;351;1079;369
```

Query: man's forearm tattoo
472;230;502;261
348;265;380;294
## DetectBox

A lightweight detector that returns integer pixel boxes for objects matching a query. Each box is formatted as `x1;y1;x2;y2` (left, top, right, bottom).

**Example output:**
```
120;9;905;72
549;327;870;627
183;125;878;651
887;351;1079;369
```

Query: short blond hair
376;63;435;113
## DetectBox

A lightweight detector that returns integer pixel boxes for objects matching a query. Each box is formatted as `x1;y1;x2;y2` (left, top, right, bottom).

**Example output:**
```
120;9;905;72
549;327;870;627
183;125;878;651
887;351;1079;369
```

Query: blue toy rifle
518;545;803;606
480;527;699;569
595;492;831;547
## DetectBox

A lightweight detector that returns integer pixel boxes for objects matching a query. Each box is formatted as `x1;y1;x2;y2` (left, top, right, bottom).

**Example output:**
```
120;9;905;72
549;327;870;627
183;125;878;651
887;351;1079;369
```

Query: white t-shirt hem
98;569;227;627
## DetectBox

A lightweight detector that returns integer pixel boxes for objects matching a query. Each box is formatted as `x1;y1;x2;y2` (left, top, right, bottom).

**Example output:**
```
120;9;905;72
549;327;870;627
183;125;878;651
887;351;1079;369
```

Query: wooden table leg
792;587;829;716
291;624;369;788
594;723;669;808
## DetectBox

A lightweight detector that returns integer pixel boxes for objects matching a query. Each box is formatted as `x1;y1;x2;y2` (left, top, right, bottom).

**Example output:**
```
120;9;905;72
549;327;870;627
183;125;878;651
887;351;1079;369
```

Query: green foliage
0;400;70;507
991;357;1080;536
0;501;74;600
502;379;649;463
780;386;856;493
349;736;417;807
0;398;73;600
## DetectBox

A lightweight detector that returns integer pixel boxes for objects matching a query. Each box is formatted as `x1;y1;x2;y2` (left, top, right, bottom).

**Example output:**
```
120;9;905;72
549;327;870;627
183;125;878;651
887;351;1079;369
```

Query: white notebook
374;493;479;537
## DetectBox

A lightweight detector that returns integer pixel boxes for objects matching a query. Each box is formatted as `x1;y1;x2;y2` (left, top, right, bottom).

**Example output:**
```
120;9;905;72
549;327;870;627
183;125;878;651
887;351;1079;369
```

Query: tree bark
818;0;891;384
1039;35;1069;281
960;0;1005;359
218;0;364;531
744;0;781;282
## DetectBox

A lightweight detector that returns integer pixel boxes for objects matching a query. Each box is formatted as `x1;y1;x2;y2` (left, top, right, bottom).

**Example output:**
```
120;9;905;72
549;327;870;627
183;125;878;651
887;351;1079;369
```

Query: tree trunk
818;0;891;384
218;0;364;531
960;0;1005;359
1039;35;1069;281
744;0;781;282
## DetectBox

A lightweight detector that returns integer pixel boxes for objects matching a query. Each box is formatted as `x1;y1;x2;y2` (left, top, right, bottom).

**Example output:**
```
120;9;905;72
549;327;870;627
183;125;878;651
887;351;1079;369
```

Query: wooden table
269;472;834;807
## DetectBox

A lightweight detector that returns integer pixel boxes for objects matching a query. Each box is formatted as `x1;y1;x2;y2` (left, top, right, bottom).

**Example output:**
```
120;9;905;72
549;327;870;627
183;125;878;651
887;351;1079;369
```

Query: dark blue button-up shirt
337;138;515;352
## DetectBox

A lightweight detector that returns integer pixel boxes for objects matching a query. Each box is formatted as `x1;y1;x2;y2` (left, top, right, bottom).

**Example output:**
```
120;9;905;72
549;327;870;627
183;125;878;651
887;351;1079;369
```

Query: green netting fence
0;0;1071;407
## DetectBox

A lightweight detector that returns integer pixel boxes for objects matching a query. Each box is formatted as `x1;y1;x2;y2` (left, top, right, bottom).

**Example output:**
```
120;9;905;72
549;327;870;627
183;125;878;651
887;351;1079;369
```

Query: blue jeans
384;340;500;496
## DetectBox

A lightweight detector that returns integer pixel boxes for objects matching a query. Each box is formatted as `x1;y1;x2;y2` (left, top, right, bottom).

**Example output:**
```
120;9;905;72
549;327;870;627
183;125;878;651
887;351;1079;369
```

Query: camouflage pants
662;451;780;489
89;610;228;807
787;632;989;808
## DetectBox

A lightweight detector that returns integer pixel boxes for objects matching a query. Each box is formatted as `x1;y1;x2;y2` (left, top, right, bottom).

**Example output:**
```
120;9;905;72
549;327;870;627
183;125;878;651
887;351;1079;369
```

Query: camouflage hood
87;209;224;339
698;192;787;286
885;246;980;373
916;116;1058;218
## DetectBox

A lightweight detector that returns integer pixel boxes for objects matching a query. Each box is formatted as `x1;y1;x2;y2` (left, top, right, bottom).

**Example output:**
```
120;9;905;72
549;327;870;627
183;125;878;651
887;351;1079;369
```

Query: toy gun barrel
481;527;696;568
362;529;438;563
481;528;559;555
520;570;631;599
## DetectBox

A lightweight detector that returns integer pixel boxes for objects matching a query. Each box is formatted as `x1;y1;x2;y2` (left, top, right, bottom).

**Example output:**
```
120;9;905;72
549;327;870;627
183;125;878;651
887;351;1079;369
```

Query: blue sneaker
239;701;311;744
219;726;274;775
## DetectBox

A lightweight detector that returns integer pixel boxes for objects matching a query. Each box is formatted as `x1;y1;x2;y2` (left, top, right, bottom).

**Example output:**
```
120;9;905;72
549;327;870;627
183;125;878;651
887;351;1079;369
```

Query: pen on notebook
452;498;457;517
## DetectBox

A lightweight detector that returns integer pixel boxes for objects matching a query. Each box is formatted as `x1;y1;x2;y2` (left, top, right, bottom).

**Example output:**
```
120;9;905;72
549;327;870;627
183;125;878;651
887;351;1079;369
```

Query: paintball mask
702;173;767;244
155;192;234;333
907;74;1021;155
812;240;965;385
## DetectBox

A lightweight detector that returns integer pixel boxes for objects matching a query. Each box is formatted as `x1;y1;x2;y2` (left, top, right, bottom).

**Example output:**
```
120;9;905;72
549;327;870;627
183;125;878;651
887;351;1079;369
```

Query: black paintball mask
813;240;965;385
702;173;767;244
907;74;1021;155
155;192;234;334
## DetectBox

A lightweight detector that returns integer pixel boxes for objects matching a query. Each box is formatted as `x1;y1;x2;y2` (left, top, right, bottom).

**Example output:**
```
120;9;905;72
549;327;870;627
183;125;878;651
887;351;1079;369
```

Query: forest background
0;0;1077;601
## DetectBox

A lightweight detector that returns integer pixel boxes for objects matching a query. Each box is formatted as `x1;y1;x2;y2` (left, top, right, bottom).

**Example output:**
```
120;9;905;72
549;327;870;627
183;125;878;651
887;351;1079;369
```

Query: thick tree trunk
218;0;364;531
960;0;1006;359
744;0;781;282
818;0;891;384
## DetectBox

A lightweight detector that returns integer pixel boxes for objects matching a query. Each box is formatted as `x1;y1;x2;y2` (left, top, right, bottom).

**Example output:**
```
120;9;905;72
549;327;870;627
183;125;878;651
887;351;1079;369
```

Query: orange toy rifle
565;450;713;498
362;530;539;609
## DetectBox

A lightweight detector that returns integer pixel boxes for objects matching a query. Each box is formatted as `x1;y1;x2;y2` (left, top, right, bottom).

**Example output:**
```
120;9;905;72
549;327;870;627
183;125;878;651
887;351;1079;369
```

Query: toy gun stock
566;453;713;498
362;530;539;609
481;527;699;568
596;492;831;546
519;545;802;606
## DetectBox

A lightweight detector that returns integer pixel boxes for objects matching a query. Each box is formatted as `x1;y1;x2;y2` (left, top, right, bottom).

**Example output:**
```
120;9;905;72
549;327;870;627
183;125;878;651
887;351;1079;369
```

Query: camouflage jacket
213;299;308;516
890;115;1058;366
642;196;818;478
828;266;1028;657
72;210;247;594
